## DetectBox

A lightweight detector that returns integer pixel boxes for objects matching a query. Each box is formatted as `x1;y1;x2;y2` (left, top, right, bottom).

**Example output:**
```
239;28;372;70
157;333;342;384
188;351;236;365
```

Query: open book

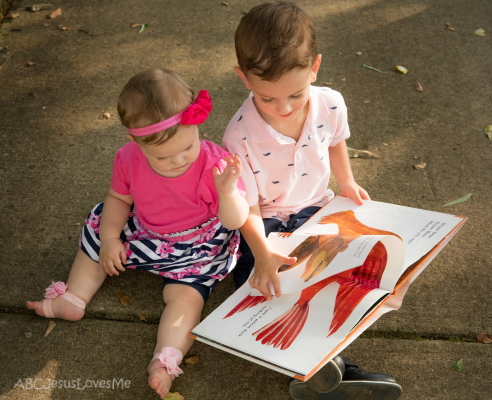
191;197;467;381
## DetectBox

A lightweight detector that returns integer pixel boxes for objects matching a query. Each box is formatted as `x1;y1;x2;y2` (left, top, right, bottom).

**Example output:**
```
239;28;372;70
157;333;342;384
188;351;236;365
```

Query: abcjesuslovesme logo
13;378;131;390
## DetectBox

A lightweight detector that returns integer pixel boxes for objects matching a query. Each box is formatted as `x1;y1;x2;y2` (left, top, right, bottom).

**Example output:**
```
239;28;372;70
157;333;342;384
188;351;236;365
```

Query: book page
192;278;391;376
296;197;464;270
266;233;405;294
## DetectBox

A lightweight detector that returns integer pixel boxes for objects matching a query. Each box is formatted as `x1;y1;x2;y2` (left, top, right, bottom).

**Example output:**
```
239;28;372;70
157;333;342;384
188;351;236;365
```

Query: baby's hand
339;181;371;206
99;238;127;276
213;154;242;196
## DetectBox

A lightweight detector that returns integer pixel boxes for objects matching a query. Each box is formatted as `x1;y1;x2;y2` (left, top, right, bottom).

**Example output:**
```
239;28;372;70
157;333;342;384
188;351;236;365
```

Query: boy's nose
277;101;292;115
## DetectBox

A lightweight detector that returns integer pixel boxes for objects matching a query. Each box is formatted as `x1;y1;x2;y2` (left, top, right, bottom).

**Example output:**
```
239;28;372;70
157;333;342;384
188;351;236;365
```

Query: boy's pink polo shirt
223;86;350;221
110;140;245;235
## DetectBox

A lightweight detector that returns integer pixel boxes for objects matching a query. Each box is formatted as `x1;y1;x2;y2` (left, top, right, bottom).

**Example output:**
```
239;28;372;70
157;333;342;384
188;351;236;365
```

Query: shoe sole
290;380;402;400
306;358;344;393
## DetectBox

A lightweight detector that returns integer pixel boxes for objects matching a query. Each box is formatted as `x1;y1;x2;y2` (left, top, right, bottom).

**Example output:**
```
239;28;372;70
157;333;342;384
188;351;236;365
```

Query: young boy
223;2;402;399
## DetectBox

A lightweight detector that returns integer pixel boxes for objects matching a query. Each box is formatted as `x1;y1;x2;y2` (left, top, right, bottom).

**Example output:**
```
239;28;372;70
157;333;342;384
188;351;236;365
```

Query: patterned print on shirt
330;106;337;110
272;181;280;184
253;170;260;174
238;115;243;121
288;163;294;166
321;134;326;143
301;174;308;177
263;153;271;156
317;125;324;128
302;144;308;147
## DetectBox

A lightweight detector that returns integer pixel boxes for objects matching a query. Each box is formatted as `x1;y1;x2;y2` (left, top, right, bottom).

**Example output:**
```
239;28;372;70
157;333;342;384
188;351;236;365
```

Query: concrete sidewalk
1;0;491;399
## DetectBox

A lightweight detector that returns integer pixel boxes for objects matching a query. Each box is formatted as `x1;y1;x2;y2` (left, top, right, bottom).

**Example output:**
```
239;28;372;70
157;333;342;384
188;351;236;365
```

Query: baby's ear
234;66;251;90
125;133;134;141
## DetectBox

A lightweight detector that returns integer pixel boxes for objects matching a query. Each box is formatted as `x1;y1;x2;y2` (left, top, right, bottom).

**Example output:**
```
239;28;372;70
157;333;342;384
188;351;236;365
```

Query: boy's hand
339;181;370;206
99;238;127;276
249;248;297;300
213;154;242;196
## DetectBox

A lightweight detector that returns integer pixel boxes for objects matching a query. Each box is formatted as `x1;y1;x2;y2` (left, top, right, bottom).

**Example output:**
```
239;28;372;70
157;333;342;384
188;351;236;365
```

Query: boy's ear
233;66;252;90
310;54;322;83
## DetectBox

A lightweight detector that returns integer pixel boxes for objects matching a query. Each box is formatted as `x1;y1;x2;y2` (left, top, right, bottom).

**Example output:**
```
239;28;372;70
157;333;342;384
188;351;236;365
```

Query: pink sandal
149;347;184;379
42;281;86;318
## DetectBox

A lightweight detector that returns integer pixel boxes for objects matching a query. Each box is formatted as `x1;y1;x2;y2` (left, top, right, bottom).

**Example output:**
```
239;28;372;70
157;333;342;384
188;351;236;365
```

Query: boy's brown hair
117;68;194;146
235;2;317;81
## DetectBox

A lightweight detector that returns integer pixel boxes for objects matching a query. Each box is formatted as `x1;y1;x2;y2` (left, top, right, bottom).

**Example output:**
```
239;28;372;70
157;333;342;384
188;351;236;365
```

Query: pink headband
127;90;212;137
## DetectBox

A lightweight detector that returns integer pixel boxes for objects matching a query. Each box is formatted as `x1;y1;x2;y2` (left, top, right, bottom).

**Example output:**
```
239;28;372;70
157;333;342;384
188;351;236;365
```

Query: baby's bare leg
26;249;107;321
148;284;204;398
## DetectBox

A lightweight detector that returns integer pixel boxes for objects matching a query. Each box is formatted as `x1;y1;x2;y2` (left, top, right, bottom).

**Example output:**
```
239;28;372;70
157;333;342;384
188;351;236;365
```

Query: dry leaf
484;125;492;140
363;64;387;74
396;65;408;74
442;193;472;207
43;23;51;27
221;2;229;6
476;333;492;344
416;82;424;92
138;24;148;33
43;321;56;337
447;26;455;31
130;23;142;28
115;289;131;306
203;132;210;138
58;25;70;31
323;82;332;85
341;78;346;81
184;354;200;365
347;147;382;159
138;314;147;321
355;52;362;56
26;4;55;12
48;8;62;18
163;393;184;400
27;62;35;67
413;163;426;170
383;143;389;146
103;112;110;119
228;21;233;24
453;358;463;372
475;28;485;36
8;13;20;19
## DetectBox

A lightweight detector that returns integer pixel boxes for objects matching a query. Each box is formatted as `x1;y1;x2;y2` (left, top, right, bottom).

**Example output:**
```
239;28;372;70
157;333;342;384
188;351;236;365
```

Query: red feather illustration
252;241;388;350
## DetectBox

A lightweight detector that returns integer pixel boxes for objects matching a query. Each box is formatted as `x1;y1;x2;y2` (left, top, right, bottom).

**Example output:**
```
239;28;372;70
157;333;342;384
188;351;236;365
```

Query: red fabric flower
181;90;212;125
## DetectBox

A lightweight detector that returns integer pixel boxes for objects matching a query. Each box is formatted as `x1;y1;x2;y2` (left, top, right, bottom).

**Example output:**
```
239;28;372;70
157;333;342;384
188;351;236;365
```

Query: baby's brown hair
235;2;317;81
117;69;194;146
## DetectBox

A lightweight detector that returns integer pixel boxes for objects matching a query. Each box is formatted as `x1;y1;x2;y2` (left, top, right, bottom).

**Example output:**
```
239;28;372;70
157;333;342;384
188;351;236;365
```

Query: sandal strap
42;290;87;319
42;298;56;318
60;292;86;310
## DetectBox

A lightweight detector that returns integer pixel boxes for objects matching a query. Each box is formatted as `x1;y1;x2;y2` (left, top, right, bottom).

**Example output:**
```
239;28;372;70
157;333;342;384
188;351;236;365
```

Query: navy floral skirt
79;202;240;287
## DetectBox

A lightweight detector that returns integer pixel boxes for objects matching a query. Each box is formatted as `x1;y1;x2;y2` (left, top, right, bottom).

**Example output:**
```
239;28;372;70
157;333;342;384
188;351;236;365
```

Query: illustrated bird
224;210;401;349
252;241;388;350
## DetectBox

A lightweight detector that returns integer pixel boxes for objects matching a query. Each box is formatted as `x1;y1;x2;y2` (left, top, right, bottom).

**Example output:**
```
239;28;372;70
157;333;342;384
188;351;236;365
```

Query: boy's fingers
272;278;281;298
212;166;220;176
284;256;297;265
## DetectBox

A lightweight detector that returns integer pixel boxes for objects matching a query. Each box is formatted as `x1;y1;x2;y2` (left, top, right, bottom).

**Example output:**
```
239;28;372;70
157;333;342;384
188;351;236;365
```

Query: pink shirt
110;140;244;235
222;86;350;221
